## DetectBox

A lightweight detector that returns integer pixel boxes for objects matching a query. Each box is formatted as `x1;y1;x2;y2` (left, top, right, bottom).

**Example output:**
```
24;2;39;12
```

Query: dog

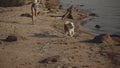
64;21;75;37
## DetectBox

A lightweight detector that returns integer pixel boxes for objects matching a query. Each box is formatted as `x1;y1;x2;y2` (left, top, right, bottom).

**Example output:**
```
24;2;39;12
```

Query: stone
89;13;98;17
110;34;120;43
93;34;113;44
95;25;101;29
80;5;84;7
0;41;2;44
5;35;17;42
39;55;61;63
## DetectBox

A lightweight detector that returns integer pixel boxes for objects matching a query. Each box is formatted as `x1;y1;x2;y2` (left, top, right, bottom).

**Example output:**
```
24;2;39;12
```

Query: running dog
64;21;75;37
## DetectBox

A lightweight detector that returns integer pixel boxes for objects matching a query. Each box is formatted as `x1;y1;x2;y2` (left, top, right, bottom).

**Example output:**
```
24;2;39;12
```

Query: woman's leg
35;9;37;16
31;7;35;24
31;4;39;24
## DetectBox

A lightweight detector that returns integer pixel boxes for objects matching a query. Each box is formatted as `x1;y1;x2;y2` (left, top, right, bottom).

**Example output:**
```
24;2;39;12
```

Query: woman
31;0;40;24
31;0;45;24
31;0;40;17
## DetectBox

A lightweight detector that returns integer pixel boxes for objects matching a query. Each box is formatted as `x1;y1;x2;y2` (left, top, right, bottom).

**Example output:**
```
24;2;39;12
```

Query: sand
0;4;120;68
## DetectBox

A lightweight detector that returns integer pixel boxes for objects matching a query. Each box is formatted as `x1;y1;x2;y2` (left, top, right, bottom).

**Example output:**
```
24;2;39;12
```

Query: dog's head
64;21;74;30
65;21;69;24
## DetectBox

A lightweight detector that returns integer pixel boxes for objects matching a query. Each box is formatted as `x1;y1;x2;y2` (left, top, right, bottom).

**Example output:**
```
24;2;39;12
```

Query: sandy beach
0;4;120;68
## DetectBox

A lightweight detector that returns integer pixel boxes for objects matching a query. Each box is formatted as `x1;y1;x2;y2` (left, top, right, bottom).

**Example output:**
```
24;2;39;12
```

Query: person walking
31;0;40;24
31;0;45;24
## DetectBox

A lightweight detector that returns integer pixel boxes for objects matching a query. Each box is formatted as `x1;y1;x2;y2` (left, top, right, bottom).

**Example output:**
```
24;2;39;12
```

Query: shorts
31;3;40;10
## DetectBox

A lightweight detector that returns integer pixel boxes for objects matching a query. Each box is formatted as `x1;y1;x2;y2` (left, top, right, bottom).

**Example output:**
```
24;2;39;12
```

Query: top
32;0;38;3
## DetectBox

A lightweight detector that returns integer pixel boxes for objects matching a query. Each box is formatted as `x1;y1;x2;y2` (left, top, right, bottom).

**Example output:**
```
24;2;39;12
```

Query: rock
111;34;120;37
61;65;77;68
39;55;61;63
92;34;120;45
100;34;113;44
93;34;113;44
62;65;71;68
110;34;120;43
5;35;17;42
89;13;98;17
59;5;63;9
72;66;78;68
82;65;89;68
0;41;2;44
115;44;120;46
80;5;84;7
95;25;101;29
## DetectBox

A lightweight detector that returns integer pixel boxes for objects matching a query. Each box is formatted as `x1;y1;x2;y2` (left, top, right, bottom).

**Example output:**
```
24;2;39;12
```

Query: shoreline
60;0;120;36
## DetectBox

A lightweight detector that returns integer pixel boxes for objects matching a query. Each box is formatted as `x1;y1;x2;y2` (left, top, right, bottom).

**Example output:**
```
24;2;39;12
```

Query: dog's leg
64;28;69;36
71;28;74;37
65;31;69;36
69;29;74;37
69;30;72;37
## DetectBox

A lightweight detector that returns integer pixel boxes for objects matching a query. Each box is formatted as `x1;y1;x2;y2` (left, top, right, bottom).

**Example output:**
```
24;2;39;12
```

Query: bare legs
31;6;38;25
31;8;34;24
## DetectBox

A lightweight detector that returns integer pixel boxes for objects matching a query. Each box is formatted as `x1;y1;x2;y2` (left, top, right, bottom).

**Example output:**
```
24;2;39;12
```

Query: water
59;0;120;35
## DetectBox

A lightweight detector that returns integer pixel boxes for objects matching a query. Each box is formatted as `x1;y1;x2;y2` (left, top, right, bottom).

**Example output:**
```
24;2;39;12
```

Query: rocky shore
0;3;120;68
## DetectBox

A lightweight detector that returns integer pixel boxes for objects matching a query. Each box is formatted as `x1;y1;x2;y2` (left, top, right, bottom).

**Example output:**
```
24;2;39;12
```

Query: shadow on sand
32;32;61;38
20;13;32;18
80;39;102;44
0;20;18;24
49;15;62;17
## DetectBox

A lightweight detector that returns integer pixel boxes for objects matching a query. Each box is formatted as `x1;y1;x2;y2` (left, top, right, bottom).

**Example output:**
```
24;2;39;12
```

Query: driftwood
62;5;74;20
62;5;88;20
